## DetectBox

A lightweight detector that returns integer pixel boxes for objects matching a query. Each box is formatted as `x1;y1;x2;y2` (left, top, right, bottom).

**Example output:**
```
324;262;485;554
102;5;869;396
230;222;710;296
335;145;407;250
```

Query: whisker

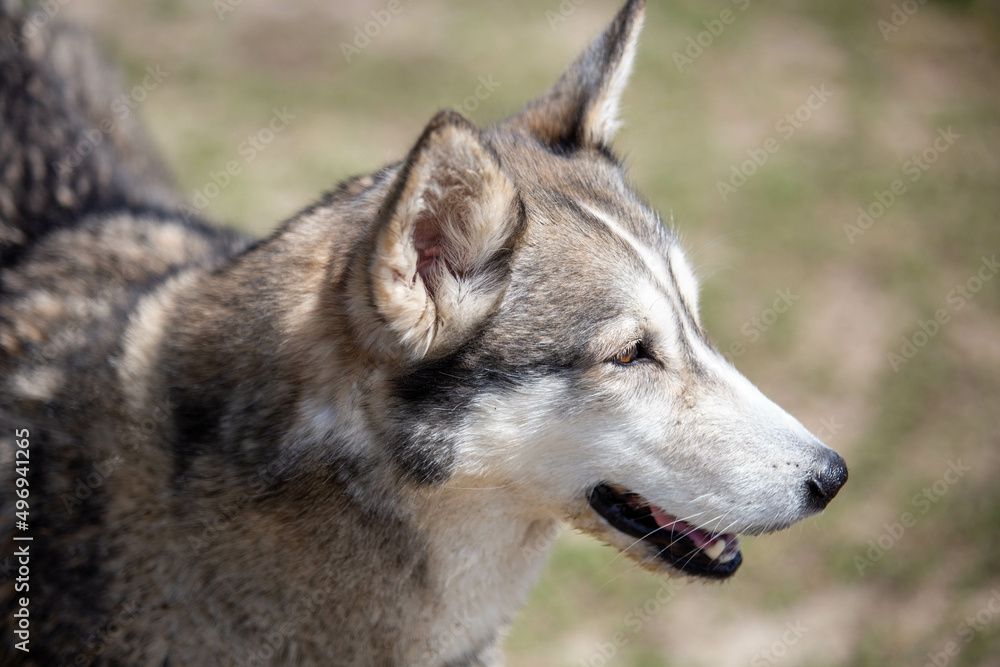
596;509;711;575
598;511;725;589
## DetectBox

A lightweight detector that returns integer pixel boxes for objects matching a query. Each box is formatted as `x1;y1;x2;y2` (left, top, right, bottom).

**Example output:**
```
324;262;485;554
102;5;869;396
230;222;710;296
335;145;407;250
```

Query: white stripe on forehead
579;203;703;324
667;244;701;322
579;202;674;290
580;201;721;377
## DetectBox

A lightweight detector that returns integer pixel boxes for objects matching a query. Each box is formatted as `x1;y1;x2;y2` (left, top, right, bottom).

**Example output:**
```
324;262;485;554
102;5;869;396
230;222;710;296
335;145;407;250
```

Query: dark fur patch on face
385;323;585;485
384;430;457;487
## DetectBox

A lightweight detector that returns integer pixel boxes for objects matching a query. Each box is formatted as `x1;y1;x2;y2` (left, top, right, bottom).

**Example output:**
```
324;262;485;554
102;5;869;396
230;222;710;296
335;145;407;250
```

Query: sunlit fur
1;1;844;664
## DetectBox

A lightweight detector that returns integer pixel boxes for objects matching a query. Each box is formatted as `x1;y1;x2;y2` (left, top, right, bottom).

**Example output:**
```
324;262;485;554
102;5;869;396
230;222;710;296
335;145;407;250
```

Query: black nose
806;452;848;509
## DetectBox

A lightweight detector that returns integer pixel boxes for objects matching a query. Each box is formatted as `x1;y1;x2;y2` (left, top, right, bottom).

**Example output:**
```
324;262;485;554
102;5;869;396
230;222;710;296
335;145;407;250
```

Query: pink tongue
649;506;717;550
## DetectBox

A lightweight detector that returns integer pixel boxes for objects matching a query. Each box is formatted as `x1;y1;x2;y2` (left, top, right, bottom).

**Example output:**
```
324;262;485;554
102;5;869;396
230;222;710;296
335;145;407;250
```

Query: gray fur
1;1;845;664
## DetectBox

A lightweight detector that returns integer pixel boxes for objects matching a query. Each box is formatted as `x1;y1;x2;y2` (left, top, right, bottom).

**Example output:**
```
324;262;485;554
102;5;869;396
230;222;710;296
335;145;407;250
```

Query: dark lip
588;483;742;579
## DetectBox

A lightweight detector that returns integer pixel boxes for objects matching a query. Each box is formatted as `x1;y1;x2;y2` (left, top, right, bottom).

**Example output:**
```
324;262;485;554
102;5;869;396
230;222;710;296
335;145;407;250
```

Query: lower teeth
702;539;725;561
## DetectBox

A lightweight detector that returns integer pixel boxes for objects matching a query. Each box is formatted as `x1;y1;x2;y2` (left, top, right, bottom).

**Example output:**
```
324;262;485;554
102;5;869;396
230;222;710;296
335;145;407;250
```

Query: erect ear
505;0;645;148
366;110;522;359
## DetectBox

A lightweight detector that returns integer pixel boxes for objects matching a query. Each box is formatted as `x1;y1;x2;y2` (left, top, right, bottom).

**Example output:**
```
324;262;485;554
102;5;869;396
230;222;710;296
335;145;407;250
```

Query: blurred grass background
59;0;1000;664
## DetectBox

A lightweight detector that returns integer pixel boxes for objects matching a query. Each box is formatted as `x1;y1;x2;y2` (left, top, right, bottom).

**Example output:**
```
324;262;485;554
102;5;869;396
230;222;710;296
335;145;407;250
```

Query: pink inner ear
415;239;443;280
413;218;446;285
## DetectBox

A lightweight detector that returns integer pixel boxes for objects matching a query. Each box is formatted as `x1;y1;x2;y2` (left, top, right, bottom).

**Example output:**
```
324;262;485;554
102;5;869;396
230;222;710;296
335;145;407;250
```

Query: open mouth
588;483;742;579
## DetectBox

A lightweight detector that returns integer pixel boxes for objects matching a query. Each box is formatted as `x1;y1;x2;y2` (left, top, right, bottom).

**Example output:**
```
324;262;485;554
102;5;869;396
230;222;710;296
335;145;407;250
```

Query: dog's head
343;0;846;579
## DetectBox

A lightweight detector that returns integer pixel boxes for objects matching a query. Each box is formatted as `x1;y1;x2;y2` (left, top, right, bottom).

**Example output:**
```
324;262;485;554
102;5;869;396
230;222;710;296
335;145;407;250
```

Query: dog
0;0;847;664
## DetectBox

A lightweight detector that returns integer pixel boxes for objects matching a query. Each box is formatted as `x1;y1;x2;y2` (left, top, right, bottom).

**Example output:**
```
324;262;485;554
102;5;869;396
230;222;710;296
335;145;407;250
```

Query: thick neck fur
406;485;560;663
144;185;556;662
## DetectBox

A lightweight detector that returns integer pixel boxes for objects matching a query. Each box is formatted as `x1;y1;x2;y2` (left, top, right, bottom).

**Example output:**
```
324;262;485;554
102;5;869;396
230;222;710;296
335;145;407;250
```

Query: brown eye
613;342;640;365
